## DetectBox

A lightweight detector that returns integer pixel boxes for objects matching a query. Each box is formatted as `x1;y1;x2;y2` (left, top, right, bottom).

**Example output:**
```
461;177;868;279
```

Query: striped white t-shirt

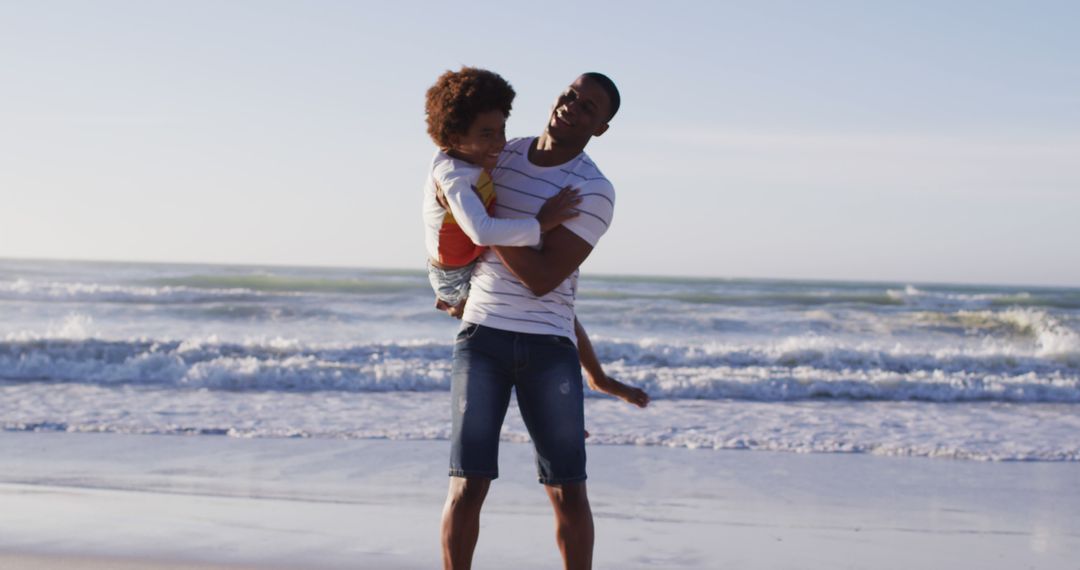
461;137;615;342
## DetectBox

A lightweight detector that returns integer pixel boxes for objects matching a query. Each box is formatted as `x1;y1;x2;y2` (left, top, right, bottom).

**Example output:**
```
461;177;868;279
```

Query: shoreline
2;431;1077;569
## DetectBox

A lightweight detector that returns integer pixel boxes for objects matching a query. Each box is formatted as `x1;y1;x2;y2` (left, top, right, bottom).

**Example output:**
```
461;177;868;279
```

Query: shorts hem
449;469;499;480
538;474;587;486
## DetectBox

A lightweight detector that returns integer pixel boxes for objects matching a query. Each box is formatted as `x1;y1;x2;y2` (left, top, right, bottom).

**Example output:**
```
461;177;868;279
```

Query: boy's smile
448;109;508;171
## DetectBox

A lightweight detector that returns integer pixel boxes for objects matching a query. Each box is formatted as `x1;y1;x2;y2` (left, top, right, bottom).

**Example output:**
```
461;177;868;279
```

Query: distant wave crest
2;335;1076;403
0;275;425;305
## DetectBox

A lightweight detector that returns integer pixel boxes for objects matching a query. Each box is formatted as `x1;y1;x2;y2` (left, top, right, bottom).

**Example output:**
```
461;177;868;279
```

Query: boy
422;67;648;408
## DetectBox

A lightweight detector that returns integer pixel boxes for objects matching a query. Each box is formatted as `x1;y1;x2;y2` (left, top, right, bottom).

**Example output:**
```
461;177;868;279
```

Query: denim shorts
449;323;586;485
427;260;475;307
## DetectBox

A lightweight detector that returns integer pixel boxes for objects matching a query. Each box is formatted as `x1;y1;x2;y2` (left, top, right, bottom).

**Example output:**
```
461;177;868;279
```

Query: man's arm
437;177;541;247
492;225;593;297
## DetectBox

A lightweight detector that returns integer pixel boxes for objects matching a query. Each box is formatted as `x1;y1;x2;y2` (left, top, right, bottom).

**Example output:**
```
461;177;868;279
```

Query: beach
2;259;1079;568
6;0;1080;565
2;431;1077;569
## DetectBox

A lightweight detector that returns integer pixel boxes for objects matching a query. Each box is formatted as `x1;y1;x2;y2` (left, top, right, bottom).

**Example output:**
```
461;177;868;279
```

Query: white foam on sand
4;385;1079;460
0;431;1077;569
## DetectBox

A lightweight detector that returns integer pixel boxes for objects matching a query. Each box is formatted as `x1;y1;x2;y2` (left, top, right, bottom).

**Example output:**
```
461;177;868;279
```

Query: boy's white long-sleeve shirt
422;150;541;265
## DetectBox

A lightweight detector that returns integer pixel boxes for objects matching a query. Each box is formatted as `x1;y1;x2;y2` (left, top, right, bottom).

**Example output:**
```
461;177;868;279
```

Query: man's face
546;76;611;144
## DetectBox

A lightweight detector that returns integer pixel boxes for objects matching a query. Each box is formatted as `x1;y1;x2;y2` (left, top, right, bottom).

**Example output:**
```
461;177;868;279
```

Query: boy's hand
536;186;582;233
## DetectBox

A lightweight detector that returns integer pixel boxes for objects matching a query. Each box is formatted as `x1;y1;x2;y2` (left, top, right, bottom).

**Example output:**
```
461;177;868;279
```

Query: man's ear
593;123;609;137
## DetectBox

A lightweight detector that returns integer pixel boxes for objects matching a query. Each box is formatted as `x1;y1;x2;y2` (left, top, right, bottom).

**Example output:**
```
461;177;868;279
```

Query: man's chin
545;122;570;141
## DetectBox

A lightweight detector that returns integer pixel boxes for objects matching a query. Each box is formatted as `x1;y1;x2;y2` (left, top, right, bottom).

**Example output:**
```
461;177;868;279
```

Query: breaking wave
2;334;1076;402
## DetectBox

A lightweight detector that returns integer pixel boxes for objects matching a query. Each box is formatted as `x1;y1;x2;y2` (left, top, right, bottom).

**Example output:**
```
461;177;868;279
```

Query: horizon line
1;254;1076;292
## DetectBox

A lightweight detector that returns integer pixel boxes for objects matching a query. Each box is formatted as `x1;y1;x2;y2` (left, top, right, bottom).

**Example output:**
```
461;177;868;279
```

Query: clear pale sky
2;1;1078;286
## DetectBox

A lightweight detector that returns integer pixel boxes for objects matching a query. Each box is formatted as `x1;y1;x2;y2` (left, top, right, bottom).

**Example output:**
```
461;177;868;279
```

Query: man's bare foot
589;375;650;408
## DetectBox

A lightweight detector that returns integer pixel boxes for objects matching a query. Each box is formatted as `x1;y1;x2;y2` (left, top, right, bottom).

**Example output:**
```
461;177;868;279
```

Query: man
440;72;621;570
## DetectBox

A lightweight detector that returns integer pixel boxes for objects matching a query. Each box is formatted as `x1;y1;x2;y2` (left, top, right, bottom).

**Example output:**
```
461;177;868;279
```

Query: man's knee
546;482;590;515
447;477;491;509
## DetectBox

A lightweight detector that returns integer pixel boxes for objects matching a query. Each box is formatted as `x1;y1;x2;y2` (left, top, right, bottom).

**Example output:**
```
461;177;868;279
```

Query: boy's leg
447;298;468;318
575;318;650;408
428;261;475;317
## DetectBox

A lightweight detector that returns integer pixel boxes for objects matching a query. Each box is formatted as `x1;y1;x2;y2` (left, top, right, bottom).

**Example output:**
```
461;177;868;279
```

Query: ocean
2;258;1078;461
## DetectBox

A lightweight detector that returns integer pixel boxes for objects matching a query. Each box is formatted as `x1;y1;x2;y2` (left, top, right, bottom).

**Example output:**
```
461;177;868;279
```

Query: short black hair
581;72;620;122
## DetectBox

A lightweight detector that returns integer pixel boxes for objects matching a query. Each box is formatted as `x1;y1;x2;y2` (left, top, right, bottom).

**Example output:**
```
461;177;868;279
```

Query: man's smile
553;108;574;127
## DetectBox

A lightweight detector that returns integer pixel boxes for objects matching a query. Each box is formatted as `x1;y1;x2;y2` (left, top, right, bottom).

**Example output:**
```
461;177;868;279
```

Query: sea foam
2;335;1076;402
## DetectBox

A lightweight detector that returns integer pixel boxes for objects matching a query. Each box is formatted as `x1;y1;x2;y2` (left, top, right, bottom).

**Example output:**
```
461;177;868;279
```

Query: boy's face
448;109;508;171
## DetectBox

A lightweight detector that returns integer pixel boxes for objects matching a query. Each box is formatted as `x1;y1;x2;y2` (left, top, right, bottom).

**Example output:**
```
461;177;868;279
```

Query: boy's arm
441;174;541;247
492;225;593;297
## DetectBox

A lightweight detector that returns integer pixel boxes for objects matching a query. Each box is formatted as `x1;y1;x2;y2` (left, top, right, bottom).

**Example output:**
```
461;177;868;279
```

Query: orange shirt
435;170;497;266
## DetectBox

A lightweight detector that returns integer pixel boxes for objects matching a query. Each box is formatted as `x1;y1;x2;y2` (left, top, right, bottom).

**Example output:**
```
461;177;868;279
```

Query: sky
2;0;1078;286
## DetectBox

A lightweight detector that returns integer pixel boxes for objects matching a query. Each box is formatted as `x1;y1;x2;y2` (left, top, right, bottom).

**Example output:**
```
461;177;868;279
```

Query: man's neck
528;133;585;167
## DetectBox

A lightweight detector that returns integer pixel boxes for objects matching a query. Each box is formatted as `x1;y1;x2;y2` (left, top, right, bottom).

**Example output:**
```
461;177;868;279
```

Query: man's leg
513;333;592;569
441;476;491;570
443;324;514;569
544;481;594;570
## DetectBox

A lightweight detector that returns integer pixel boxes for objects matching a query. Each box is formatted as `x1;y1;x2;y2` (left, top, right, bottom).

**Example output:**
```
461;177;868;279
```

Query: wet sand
1;431;1077;569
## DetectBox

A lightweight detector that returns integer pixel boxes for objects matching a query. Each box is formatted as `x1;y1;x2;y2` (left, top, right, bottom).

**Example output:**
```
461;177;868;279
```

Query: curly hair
425;67;515;149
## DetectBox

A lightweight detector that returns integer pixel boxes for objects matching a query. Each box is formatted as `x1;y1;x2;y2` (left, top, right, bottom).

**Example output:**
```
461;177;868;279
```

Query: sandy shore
1;431;1077;569
0;552;276;570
